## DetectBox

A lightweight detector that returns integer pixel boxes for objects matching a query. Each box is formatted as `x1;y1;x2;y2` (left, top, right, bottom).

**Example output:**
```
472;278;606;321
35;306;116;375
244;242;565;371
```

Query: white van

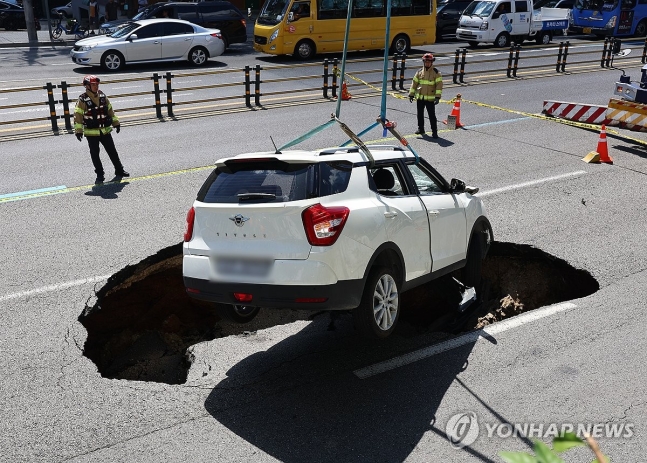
456;0;569;47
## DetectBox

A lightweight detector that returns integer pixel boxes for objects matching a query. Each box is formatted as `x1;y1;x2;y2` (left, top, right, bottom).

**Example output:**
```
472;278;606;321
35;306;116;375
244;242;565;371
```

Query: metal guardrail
0;43;638;139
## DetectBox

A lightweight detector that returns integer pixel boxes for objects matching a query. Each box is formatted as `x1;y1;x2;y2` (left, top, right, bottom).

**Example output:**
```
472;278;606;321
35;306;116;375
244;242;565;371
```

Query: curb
0;40;75;48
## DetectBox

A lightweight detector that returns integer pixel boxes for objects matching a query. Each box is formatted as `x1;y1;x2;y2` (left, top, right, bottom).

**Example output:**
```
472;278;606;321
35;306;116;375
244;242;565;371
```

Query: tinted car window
162;22;194;35
134;23;163;38
198;162;352;203
200;3;226;13
515;0;528;11
440;4;464;14
175;4;199;21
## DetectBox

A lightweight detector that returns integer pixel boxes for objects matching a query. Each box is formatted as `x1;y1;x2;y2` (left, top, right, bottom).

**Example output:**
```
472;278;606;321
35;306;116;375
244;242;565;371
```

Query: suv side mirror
450;178;466;192
451;178;480;194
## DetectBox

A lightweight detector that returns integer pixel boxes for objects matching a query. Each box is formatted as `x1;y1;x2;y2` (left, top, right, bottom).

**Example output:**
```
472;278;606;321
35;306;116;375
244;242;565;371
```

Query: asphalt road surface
1;46;646;462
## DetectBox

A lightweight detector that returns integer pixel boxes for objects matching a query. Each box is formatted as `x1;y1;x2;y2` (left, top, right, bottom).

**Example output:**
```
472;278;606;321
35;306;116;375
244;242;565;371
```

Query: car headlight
77;44;96;51
269;29;279;44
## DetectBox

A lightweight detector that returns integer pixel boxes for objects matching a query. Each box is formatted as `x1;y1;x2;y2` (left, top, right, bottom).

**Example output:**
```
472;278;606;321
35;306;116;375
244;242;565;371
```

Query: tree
22;0;39;44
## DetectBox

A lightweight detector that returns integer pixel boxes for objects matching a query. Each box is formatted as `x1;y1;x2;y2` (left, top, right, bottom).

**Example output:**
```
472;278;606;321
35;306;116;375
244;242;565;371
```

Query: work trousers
417;99;438;134
87;132;124;176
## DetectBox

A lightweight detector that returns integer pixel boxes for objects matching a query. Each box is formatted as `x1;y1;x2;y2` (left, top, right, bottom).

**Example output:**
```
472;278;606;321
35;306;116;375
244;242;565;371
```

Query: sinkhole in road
78;241;599;385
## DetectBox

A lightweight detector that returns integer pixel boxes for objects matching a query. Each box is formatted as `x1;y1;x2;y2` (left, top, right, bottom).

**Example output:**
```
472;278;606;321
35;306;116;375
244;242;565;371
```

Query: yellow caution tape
344;73;409;100
460;97;647;147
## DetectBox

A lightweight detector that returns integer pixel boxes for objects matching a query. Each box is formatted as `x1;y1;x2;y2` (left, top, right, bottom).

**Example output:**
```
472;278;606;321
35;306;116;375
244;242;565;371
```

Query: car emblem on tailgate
229;214;250;227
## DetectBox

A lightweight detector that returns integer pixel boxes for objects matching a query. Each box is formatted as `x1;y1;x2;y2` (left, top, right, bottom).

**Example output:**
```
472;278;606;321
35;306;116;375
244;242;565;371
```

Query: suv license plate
216;258;272;277
583;27;592;33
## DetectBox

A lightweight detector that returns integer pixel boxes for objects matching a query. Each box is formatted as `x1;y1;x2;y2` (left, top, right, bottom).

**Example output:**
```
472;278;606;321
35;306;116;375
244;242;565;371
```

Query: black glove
434;98;440;105
409;95;414;103
115;125;120;133
75;133;83;142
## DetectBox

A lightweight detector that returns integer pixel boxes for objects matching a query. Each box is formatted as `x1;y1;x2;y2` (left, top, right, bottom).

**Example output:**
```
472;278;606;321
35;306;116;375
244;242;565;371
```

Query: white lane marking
354;302;577;379
111;85;144;90
0;108;48;115
0;275;112;303
477;170;586;197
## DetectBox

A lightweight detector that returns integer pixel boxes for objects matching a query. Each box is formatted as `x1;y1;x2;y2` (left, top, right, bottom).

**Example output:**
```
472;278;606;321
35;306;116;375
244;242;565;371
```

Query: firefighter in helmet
409;53;443;138
74;75;129;184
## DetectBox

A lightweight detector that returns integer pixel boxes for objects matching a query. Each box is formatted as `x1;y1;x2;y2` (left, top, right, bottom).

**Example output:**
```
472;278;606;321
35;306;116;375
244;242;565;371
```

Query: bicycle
50;16;89;40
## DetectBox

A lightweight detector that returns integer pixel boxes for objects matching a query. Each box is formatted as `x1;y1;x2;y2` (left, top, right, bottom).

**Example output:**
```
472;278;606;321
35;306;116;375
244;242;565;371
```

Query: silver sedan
70;18;225;71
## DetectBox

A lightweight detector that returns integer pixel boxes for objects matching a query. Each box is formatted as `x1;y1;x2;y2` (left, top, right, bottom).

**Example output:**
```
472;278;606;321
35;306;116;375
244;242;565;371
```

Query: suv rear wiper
238;193;276;200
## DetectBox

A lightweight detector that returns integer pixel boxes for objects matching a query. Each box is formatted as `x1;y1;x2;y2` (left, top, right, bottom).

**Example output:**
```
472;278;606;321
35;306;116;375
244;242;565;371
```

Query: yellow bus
253;0;436;59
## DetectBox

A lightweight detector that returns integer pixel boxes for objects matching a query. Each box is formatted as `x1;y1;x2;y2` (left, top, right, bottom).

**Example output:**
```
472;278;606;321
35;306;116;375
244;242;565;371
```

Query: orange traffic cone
596;124;613;164
341;81;352;101
443;93;463;128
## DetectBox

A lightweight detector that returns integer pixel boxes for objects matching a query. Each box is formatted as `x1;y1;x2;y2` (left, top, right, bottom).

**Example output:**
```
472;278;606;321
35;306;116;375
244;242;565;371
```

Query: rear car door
404;160;467;272
125;23;162;61
368;163;432;281
160;21;195;59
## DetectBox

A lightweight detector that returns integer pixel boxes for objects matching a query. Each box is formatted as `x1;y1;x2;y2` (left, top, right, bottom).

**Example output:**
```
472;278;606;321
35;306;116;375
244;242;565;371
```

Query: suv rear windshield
197;161;353;203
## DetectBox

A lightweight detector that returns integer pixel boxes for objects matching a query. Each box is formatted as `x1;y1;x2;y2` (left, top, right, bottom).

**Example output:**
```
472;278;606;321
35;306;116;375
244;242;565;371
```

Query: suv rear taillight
184;207;195;242
302;204;350;246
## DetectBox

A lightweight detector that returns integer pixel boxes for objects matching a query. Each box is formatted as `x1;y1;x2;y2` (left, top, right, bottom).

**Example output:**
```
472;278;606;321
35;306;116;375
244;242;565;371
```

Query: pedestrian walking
88;0;98;32
74;75;130;185
105;0;119;21
409;53;443;138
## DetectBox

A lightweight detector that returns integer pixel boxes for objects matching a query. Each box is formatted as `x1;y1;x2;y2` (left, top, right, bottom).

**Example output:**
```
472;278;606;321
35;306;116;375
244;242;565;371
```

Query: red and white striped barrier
542;100;609;125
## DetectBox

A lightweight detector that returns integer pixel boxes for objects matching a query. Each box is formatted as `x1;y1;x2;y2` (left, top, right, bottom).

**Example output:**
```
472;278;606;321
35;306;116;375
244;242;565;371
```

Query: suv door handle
384;211;398;218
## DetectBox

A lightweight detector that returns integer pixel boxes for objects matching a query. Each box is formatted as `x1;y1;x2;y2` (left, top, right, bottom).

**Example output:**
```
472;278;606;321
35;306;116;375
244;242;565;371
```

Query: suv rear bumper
184;277;364;310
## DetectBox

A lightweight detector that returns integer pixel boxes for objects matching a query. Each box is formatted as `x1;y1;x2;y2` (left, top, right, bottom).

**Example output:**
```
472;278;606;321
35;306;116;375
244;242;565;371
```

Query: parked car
182;146;493;338
436;0;471;41
51;1;72;18
100;1;246;49
70;18;225;71
0;0;41;30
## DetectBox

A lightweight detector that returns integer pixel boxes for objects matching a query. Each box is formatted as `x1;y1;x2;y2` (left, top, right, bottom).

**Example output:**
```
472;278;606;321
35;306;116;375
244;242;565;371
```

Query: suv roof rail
318;145;404;156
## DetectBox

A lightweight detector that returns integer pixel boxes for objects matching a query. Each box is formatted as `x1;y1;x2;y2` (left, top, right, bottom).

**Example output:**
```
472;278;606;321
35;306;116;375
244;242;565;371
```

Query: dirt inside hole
78;241;599;384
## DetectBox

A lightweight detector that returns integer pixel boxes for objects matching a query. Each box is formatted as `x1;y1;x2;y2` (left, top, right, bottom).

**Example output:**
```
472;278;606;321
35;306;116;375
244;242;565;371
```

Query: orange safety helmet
422;53;435;62
83;75;100;86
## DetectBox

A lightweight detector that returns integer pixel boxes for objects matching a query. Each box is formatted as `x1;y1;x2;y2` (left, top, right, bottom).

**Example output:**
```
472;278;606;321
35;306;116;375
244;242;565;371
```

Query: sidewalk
0;22;76;47
1;13;259;48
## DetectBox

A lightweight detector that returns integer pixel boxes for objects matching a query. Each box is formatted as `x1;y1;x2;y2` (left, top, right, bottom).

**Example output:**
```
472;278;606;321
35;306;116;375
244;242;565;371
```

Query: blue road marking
0;185;68;201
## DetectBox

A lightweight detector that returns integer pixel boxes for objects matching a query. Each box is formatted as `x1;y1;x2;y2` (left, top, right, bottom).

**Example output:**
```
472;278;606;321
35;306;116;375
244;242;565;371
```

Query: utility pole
22;0;39;44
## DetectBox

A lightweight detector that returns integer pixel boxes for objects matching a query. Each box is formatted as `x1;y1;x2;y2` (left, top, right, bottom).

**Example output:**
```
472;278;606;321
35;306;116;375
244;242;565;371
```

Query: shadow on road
84;178;129;199
203;316;490;462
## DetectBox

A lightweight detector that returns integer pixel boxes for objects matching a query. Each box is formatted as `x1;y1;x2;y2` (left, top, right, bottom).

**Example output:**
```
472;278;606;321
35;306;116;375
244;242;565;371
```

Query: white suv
183;146;493;339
